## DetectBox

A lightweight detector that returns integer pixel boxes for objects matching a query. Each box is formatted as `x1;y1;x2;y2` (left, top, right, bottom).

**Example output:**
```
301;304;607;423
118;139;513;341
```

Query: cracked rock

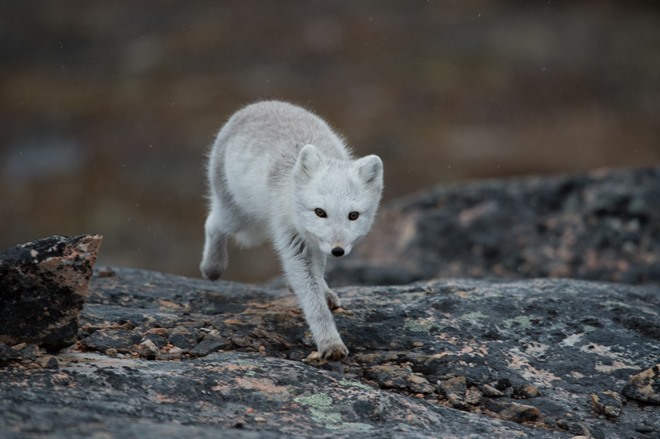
486;400;541;423
0;235;102;351
590;391;623;419
622;364;660;405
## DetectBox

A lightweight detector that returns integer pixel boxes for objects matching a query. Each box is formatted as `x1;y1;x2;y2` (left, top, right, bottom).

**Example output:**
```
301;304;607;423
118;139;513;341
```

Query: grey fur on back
210;100;350;190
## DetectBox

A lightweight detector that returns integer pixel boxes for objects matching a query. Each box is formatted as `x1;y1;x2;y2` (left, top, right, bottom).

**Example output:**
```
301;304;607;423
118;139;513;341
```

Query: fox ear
294;144;322;183
356;155;383;188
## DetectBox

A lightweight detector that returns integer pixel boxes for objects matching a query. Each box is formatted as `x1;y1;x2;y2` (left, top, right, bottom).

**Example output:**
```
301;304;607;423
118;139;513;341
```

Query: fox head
292;144;384;258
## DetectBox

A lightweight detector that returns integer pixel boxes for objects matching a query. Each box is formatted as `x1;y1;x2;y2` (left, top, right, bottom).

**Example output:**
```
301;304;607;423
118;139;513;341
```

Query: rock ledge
1;267;658;438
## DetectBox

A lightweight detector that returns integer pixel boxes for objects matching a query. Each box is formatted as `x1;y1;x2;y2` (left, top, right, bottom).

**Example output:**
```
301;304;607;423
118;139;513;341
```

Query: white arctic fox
200;101;384;360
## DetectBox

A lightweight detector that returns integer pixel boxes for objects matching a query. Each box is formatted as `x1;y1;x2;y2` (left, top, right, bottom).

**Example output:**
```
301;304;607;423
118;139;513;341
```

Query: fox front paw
318;339;349;361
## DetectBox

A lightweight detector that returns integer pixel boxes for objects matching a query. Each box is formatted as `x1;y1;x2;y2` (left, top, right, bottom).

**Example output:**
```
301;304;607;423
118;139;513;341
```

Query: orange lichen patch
158;299;184;310
595;361;639;373
507;348;561;387
234;377;290;398
153;393;177;404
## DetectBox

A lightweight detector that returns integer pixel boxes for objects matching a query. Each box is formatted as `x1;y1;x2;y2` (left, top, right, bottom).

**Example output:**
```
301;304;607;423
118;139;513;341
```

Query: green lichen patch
404;317;436;333
294;392;333;408
339;379;374;392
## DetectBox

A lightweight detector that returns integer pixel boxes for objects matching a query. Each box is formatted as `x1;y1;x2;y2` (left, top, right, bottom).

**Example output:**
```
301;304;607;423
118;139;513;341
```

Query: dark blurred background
1;1;659;282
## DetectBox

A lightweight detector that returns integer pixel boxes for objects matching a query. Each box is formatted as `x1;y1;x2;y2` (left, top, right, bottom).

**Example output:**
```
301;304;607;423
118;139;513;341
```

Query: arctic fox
200;101;384;360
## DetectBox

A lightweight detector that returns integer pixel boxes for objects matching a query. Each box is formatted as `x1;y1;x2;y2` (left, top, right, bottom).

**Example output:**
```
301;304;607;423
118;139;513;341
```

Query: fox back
210;100;383;257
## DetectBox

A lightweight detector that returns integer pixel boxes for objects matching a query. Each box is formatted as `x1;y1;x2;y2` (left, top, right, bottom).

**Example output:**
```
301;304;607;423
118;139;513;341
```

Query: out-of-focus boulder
329;167;660;286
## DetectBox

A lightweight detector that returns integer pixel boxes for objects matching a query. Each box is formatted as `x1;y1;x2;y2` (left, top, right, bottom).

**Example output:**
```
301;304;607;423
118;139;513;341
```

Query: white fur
200;101;384;360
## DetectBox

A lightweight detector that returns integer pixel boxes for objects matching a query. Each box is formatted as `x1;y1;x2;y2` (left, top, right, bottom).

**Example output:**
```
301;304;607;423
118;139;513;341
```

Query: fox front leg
277;234;348;360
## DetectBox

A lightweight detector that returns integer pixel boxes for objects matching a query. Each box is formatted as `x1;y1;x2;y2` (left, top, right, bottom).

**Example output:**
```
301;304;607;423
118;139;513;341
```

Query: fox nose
331;247;345;257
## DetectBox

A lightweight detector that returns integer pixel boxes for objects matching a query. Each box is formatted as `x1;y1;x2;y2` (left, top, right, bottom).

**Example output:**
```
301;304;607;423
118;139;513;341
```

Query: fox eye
314;208;327;218
348;211;359;221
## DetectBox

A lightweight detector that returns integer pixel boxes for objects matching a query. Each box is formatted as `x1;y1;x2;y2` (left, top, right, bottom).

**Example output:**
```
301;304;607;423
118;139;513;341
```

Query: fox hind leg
200;207;230;281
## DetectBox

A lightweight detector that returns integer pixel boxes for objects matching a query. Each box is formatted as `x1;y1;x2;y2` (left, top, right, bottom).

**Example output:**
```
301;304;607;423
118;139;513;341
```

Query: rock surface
328;167;660;286
0;234;102;351
1;267;658;438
